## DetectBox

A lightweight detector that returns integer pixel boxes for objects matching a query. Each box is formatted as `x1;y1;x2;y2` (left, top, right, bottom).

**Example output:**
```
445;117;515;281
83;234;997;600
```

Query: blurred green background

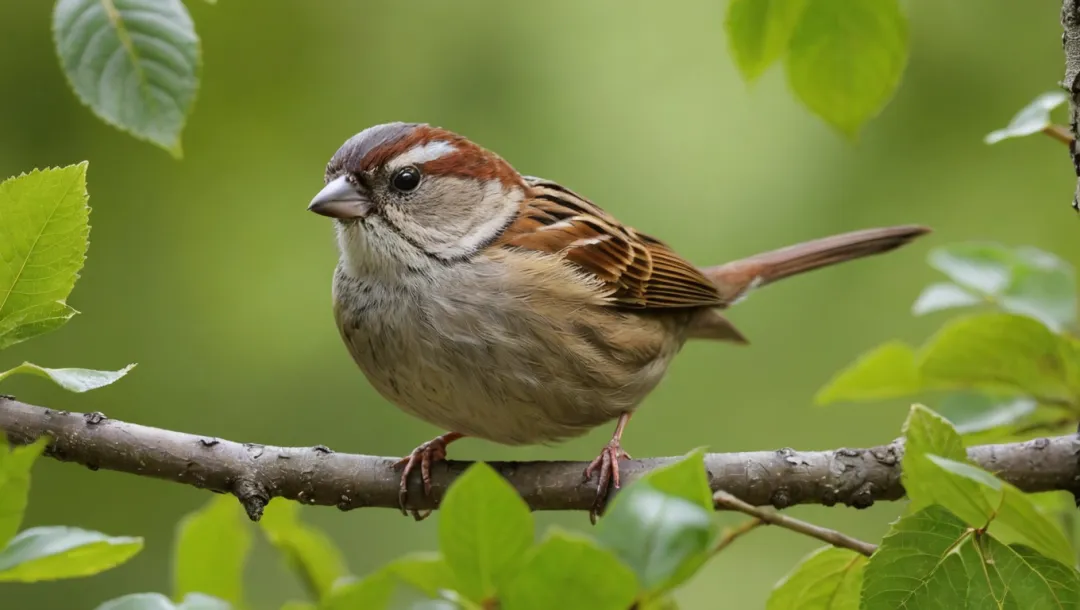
0;1;1075;608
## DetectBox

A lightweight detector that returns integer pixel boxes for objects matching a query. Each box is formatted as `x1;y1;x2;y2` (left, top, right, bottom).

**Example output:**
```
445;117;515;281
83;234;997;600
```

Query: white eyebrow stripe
387;141;457;169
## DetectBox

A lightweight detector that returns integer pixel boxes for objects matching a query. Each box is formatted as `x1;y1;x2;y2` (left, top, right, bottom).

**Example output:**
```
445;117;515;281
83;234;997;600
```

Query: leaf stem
712;490;877;557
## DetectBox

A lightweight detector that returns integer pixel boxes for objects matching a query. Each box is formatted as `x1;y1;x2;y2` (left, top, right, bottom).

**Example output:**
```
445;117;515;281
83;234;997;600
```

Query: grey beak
308;175;372;219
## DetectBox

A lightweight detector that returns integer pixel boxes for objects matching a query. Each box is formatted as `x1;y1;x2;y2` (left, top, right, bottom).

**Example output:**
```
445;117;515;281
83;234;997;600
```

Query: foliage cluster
3;0;1078;608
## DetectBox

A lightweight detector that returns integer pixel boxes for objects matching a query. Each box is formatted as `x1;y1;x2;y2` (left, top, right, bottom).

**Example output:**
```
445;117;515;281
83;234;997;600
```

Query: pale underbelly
390;383;629;445
338;311;682;446
352;341;674;445
330;256;689;446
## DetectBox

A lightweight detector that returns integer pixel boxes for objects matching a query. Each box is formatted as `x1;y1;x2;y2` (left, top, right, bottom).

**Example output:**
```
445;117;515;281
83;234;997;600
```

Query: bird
307;121;930;521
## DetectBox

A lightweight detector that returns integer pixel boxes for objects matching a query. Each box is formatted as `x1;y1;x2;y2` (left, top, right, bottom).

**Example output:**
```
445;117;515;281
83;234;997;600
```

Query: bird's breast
330;254;688;445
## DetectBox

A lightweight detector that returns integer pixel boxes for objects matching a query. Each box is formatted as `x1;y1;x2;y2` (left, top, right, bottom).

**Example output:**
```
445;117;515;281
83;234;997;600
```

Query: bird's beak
308;175;372;219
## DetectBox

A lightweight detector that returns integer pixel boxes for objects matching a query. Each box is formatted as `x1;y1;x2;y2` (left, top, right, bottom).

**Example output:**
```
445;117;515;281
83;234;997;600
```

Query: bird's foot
583;439;632;524
394;433;460;521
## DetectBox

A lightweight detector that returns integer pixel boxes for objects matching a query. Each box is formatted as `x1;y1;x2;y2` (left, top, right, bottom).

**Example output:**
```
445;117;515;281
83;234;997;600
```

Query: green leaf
323;557;462;610
785;0;908;137
0;362;135;393
901;405;1074;566
814;341;921;405
926;455;1075;567
322;570;395;610
94;593;231;610
173;495;251;607
392;601;461;610
925;243;1077;332
930;243;1015;294
95;594;175;610
767;546;866;610
911;282;983;316
0;436;48;547
279;603;316;610
957;403;1076;446
1029;490;1074;518
862;506;1080;609
1005;544;1080;604
936;392;1037;435
640;449;712;511
178;594;231;610
388;593;461;610
900;403;972;513
439;462;533;603
260;500;350;600
985;91;1069;144
0;302;77;352
861;506;973;609
386;553;458;599
902;404;966;462
0;526;142;582
501;530;637;610
918;313;1079;402
52;0;200;157
1006;250;1078;332
0;164;88;350
595;482;715;596
638;597;680;610
725;0;807;81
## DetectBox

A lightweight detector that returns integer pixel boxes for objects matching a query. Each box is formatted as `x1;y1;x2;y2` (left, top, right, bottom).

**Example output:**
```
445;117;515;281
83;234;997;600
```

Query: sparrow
308;122;930;521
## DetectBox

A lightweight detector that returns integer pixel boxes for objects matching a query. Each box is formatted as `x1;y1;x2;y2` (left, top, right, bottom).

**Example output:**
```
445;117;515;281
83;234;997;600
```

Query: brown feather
352;124;523;190
494;178;929;347
496;177;725;310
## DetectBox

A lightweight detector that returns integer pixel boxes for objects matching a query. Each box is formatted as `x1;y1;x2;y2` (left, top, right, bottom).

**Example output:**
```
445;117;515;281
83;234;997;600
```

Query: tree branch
1;397;1077;521
1063;0;1080;210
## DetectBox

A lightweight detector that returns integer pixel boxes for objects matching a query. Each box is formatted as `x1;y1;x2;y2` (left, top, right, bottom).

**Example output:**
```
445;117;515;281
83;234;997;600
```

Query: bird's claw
394;437;451;521
583;440;631;524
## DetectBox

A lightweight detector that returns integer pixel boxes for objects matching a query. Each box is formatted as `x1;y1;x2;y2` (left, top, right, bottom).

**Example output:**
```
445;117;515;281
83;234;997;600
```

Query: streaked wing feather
496;177;722;309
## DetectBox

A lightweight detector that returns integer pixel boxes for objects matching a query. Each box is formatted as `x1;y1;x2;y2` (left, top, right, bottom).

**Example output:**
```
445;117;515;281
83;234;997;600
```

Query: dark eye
390;166;421;192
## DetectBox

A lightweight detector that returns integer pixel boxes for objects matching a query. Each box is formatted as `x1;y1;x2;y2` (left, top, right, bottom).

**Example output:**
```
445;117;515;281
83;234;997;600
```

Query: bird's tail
686;225;930;343
700;225;931;304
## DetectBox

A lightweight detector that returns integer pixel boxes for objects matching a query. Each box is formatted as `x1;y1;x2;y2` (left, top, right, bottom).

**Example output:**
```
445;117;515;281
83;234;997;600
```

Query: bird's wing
494;176;724;309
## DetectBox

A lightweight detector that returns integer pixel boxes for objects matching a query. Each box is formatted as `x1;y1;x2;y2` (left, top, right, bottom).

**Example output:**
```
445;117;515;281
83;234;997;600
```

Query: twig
1043;124;1076;146
713;490;878;557
711;518;764;556
1;398;1078;520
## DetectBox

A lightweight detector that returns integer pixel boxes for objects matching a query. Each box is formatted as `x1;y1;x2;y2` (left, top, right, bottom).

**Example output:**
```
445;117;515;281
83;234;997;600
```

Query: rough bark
1063;0;1080;210
2;398;1076;521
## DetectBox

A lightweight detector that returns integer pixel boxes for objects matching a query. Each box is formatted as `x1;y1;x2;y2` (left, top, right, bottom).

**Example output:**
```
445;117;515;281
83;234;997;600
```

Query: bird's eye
390;166;422;192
